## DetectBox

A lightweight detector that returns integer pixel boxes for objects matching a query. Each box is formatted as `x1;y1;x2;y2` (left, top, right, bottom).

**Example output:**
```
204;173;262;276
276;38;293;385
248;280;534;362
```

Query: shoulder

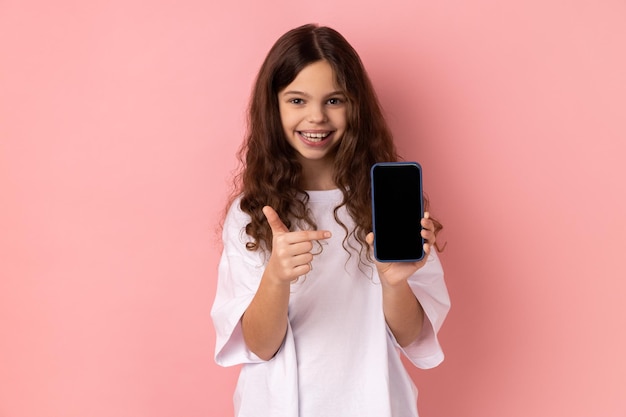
221;196;268;263
222;196;252;237
224;195;248;225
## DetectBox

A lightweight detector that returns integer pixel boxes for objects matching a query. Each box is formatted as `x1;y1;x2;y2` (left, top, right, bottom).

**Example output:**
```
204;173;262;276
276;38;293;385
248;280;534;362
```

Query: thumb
262;206;289;234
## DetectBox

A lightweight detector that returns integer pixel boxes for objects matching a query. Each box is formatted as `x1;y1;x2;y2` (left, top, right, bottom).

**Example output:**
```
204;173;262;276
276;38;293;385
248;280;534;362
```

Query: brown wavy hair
230;24;441;257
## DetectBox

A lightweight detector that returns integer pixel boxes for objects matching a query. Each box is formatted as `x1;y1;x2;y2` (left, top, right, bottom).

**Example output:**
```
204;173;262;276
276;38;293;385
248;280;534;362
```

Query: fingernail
324;232;331;238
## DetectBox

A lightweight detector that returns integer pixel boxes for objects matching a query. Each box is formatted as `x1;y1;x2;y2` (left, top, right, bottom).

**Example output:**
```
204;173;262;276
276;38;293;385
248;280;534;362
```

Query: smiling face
278;60;347;178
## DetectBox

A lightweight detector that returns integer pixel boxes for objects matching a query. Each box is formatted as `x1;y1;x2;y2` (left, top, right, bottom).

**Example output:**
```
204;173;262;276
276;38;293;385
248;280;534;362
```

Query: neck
300;158;336;191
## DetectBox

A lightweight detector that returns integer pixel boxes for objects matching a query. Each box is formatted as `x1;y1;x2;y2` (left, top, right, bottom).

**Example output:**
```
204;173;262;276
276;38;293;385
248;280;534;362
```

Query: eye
327;97;344;105
289;98;304;105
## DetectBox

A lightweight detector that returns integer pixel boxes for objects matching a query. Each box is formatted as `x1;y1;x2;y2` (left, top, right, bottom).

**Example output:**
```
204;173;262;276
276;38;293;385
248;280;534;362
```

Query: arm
367;213;437;347
241;270;291;361
241;206;331;360
381;279;425;347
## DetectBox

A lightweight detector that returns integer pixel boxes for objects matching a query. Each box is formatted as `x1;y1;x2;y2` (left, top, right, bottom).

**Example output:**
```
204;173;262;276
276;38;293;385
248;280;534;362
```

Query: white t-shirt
211;189;450;417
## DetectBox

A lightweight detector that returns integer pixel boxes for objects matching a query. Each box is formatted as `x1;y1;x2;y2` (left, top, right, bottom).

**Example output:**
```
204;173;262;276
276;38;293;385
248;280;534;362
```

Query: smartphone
370;162;424;262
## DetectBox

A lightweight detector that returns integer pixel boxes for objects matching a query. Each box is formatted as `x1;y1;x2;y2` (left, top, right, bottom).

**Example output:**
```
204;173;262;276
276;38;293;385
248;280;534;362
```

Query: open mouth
299;131;332;144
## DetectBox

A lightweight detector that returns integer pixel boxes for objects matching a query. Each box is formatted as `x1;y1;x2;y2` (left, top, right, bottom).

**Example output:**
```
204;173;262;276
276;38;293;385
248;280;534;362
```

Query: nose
307;104;327;123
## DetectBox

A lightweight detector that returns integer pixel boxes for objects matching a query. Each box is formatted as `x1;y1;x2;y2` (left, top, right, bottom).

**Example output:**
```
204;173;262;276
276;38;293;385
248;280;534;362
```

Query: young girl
211;24;450;417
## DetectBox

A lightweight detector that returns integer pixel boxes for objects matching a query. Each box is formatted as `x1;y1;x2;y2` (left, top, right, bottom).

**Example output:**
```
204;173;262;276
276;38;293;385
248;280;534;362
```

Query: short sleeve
210;200;267;367
396;250;451;369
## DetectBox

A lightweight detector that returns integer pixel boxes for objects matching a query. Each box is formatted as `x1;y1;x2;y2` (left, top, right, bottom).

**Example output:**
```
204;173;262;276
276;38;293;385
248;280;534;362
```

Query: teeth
301;132;330;141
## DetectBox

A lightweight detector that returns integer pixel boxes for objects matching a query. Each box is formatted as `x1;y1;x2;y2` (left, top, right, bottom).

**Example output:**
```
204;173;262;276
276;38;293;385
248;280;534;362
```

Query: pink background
1;0;625;416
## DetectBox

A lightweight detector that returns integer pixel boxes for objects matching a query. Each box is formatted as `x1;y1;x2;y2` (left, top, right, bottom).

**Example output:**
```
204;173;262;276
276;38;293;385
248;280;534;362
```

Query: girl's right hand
262;206;331;284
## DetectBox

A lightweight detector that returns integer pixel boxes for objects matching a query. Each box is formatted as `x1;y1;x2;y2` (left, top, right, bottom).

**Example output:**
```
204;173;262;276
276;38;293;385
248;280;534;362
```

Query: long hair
230;23;441;256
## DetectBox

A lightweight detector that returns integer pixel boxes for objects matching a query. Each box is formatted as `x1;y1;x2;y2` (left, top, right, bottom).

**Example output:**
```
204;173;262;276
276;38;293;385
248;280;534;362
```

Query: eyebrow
281;90;345;98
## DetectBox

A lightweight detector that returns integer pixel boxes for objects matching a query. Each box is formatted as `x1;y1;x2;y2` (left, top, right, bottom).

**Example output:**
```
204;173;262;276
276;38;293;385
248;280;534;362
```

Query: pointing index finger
263;206;332;241
286;229;332;244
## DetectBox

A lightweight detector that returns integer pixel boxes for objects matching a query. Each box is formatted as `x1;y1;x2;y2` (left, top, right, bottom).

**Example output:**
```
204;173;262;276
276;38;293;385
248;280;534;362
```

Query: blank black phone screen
371;162;424;262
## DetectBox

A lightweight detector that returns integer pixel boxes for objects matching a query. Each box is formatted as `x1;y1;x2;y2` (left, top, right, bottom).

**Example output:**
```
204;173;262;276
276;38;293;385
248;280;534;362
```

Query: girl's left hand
366;212;436;287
